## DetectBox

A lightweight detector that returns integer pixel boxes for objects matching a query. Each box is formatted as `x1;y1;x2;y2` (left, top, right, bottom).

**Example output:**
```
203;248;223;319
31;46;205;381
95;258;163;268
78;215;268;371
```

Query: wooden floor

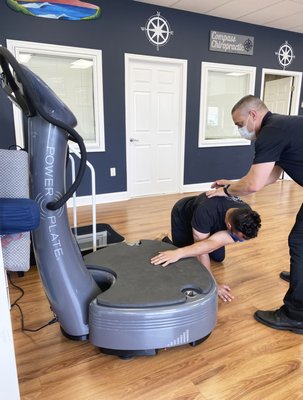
9;180;303;399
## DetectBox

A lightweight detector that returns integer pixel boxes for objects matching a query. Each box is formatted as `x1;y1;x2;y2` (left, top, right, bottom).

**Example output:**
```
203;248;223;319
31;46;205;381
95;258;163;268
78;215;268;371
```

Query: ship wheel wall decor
275;41;296;69
141;12;174;51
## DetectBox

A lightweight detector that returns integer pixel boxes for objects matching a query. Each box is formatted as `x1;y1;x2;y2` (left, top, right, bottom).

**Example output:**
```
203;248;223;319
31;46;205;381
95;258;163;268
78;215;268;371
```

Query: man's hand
151;249;182;267
206;187;227;198
206;179;232;198
217;284;234;302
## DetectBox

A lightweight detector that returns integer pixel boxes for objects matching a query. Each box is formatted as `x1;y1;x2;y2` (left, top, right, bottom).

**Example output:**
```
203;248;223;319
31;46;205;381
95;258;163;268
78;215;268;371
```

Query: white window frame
198;62;256;148
7;39;105;152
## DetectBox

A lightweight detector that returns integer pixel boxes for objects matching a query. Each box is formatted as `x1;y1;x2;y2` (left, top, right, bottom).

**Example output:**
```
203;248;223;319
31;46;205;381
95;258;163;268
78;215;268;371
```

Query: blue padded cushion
0;198;40;234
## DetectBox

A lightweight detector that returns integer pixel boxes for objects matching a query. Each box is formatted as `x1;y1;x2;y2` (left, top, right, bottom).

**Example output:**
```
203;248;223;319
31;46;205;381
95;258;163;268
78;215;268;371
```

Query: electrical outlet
110;167;116;177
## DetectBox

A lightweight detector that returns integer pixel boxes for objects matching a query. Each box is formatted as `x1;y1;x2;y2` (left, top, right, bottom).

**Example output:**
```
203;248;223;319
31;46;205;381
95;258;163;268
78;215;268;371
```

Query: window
199;62;256;147
7;40;105;152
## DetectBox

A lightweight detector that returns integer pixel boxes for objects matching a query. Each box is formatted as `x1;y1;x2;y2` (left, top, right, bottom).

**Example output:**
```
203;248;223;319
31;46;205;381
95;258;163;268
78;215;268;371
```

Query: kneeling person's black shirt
189;193;250;235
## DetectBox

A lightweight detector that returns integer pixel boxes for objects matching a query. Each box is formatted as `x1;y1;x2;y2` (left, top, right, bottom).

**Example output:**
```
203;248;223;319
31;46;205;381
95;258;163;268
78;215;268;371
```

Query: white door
263;76;293;114
125;55;187;197
264;76;293;180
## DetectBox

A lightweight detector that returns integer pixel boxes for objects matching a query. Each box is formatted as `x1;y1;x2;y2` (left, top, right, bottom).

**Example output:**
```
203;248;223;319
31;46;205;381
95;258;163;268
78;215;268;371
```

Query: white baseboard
67;183;214;208
182;182;212;193
67;191;129;208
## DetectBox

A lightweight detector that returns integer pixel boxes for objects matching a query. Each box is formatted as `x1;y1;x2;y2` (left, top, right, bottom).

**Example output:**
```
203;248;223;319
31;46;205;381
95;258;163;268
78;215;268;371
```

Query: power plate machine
0;46;217;358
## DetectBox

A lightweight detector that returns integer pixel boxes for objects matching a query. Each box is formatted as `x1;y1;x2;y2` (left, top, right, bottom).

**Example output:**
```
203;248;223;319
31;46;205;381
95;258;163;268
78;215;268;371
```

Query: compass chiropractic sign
209;31;254;56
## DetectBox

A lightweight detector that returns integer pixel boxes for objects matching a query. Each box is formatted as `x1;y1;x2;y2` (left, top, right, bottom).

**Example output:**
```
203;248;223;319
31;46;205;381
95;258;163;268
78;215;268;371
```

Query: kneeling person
151;193;261;302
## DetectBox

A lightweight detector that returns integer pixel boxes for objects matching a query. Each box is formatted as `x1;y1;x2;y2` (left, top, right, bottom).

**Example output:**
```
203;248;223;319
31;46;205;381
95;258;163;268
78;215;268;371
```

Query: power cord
8;272;58;332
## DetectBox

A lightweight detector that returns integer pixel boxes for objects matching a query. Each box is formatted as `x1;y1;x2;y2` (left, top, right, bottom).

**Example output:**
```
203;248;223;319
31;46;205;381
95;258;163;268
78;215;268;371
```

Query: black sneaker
161;236;173;245
279;271;290;282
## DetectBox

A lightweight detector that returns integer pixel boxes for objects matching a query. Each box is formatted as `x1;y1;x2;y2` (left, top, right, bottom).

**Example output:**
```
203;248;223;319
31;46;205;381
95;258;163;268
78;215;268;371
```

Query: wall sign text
209;31;254;56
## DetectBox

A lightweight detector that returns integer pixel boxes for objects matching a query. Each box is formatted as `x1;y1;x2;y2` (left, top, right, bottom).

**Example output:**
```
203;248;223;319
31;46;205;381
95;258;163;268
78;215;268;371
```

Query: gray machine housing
86;240;217;354
0;46;217;357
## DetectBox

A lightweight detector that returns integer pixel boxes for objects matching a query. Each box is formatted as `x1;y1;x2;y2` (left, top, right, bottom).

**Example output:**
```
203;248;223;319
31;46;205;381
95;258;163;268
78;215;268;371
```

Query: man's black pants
284;203;303;321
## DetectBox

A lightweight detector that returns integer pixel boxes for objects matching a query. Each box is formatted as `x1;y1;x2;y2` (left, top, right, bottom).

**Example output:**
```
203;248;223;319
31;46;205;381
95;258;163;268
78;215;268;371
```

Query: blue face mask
228;231;245;242
238;114;256;141
238;126;256;141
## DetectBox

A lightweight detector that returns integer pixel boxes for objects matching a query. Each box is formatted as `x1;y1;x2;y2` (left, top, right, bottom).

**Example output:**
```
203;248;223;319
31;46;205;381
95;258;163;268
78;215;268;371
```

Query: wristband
223;184;231;197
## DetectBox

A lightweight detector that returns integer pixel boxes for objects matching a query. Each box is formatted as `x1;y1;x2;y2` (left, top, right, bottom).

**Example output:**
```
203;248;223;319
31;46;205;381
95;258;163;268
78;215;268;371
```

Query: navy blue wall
1;0;303;195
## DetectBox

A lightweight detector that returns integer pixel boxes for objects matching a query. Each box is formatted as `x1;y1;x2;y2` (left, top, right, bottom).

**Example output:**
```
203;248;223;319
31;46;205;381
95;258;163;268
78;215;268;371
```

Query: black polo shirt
253;111;303;186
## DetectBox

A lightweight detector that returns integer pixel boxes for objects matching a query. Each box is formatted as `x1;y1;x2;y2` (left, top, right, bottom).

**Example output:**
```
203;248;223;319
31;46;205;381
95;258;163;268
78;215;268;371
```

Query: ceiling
134;0;303;34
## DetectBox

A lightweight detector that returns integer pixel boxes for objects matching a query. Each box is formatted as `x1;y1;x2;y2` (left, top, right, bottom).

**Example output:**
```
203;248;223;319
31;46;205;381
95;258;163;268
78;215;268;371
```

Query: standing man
206;94;303;334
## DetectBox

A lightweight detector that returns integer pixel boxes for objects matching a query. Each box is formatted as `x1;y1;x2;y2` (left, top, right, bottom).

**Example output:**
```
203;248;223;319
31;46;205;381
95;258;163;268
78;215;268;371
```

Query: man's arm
192;228;211;269
193;228;235;302
150;231;234;267
206;162;281;198
265;164;283;185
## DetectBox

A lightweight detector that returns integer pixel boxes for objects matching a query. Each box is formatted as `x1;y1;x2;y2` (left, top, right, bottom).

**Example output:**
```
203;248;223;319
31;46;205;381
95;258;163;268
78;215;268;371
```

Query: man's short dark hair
230;208;261;239
231;95;268;115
